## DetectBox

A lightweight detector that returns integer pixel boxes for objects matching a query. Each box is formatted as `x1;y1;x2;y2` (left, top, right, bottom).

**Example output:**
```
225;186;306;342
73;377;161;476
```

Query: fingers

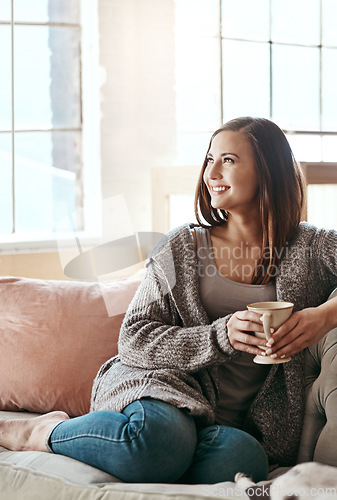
230;341;267;356
263;315;302;359
266;314;300;347
229;332;268;356
235;310;266;326
231;311;266;335
266;334;307;359
263;310;322;359
265;328;299;357
227;310;268;355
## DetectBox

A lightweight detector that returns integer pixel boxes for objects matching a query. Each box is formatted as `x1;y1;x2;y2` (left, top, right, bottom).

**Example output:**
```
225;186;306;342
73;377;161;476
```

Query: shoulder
145;223;202;294
291;221;337;247
148;223;200;260
286;222;337;276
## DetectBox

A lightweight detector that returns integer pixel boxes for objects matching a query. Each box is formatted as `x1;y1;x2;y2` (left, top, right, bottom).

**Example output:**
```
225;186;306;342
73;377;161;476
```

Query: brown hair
194;117;305;284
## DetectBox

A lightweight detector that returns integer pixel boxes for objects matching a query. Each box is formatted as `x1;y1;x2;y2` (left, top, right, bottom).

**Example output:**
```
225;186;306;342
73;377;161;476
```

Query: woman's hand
227;310;270;355
264;299;337;359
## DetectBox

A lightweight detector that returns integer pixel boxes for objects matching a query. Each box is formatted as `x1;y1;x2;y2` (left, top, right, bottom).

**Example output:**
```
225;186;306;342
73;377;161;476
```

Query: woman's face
203;130;260;217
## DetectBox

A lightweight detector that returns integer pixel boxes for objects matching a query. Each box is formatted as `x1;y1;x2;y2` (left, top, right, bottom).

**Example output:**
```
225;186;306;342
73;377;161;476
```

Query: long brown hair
194;117;305;284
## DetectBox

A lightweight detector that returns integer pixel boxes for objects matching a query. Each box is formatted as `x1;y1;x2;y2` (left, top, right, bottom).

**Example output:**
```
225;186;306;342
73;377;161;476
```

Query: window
0;0;100;245
172;0;337;230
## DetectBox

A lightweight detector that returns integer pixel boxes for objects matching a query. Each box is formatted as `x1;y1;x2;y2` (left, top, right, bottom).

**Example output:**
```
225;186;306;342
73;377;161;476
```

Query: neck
224;212;262;247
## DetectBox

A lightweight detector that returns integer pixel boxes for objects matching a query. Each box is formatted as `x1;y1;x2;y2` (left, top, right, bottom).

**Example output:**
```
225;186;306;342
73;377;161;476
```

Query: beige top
195;226;276;428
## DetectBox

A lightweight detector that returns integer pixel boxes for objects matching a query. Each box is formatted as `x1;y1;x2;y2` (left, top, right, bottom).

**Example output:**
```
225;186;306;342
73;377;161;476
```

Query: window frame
0;0;101;254
301;161;337;221
220;0;337;135
171;0;337;232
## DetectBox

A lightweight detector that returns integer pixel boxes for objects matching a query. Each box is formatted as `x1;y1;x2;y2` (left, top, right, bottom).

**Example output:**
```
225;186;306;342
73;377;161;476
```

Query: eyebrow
207;152;240;158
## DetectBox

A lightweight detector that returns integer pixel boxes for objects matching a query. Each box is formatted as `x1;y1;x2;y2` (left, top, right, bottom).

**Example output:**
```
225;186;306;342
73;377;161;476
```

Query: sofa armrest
297;287;337;465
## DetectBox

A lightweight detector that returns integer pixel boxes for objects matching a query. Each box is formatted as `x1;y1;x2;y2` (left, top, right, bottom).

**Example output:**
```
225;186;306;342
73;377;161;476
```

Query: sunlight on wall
169;194;196;229
307;184;337;230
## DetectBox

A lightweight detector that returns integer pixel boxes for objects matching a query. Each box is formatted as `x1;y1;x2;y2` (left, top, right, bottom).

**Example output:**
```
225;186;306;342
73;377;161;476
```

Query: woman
1;117;337;484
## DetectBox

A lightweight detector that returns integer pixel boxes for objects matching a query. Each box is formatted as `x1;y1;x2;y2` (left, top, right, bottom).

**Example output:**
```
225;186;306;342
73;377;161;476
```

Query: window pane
176;131;212;166
14;131;81;233
307;184;337;230
0;133;13;234
0;132;80;235
322;0;337;46
222;40;270;121
322;136;337;162
175;36;221;132
272;45;320;131
221;0;270;42
14;0;80;24
14;26;81;130
174;0;219;37
286;134;321;162
271;0;320;45
0;26;12;131
15;131;81;173
322;48;337;131
14;133;78;233
0;1;11;21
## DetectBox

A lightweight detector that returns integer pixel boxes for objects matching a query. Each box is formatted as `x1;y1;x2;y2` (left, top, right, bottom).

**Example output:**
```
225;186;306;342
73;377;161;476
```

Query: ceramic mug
247;301;294;364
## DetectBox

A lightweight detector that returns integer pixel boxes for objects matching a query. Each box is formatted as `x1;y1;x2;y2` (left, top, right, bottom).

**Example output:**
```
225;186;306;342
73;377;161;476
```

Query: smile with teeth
211;186;230;192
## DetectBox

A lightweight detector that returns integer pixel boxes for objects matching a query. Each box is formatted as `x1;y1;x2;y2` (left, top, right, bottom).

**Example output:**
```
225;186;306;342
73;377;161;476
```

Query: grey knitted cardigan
91;222;337;467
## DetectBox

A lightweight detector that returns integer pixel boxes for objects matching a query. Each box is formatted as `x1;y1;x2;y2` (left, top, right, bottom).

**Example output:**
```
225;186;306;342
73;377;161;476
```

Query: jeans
49;399;268;484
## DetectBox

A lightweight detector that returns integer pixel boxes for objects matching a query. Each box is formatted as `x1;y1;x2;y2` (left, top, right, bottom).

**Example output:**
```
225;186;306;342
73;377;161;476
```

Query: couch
0;276;337;500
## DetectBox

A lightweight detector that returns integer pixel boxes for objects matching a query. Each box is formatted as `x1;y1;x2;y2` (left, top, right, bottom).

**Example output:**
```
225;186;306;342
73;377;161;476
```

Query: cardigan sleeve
118;262;239;373
314;228;337;291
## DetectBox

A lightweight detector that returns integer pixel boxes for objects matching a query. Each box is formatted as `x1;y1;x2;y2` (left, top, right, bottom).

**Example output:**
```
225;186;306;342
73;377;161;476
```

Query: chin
211;203;227;211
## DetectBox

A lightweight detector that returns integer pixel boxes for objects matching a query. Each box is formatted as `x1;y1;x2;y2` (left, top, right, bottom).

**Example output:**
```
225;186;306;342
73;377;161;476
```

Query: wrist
317;297;337;332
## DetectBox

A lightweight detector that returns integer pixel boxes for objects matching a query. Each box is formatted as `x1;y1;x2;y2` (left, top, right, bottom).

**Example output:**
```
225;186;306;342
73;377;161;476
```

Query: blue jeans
49;399;268;484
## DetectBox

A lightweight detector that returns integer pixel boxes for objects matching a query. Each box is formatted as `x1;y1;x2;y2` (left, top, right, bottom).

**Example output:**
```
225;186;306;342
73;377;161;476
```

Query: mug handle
262;313;272;340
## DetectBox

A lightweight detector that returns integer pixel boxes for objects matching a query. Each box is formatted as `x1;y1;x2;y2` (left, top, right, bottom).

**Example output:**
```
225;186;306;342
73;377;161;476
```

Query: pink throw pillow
0;276;141;416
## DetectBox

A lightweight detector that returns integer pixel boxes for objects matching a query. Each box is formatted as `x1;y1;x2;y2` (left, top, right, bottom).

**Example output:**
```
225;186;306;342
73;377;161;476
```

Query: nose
206;158;223;180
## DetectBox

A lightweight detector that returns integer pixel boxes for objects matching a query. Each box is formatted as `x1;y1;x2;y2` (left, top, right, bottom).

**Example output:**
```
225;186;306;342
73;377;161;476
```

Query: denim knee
123;399;197;483
182;424;268;484
50;399;198;483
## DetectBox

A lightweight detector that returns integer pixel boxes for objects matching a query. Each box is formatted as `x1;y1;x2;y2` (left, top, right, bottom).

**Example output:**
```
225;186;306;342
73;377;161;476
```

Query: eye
223;157;235;164
206;156;214;165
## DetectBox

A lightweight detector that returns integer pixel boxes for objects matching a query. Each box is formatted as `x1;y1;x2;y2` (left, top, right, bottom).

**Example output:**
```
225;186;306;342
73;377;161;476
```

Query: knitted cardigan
90;222;337;467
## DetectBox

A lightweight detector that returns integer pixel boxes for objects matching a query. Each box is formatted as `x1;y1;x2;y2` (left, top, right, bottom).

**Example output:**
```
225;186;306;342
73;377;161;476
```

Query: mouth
211;186;230;193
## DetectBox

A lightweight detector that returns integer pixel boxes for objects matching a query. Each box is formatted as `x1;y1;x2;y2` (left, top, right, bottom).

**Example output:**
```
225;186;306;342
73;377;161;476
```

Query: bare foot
0;411;70;452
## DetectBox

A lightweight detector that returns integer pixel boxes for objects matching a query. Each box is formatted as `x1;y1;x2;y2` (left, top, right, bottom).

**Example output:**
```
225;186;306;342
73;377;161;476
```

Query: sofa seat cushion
0;463;244;500
0;276;140;416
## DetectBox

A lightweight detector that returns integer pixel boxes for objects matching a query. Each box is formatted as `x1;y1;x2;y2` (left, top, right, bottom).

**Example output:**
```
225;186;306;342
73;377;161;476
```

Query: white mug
247;301;294;364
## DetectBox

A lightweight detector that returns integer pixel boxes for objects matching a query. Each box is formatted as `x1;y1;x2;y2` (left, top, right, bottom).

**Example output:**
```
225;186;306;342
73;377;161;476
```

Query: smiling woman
172;0;337;233
203;130;259;216
195;117;304;285
1;117;337;485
